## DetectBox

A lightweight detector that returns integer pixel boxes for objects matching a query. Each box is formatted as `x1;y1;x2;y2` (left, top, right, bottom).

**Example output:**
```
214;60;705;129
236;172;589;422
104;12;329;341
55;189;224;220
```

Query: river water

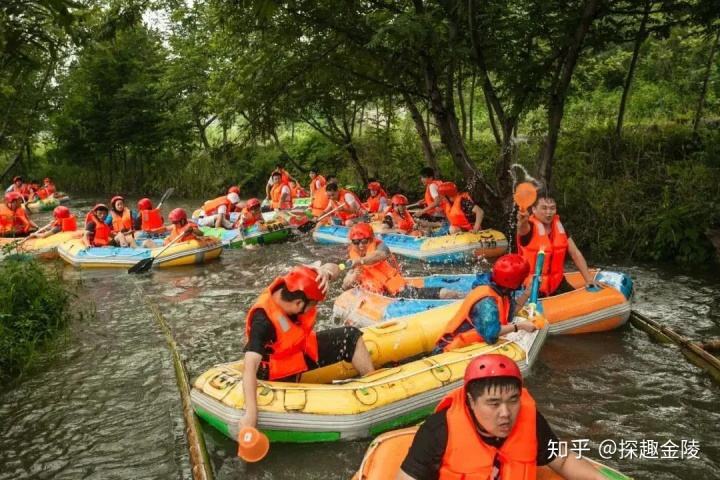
0;199;718;479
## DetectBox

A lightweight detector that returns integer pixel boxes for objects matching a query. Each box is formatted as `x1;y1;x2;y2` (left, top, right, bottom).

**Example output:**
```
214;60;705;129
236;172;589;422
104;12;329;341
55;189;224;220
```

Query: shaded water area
1;198;719;479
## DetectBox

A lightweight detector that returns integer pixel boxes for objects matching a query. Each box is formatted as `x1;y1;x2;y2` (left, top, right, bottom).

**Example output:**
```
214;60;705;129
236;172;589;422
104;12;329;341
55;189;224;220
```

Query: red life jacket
245;277;319;380
365;189;388;213
52;215;77;232
436;387;538;480
0;203;31;234
518;215;568;296
202;196;231;216
36;188;51;200
443;193;474;231
387;208;415;234
85;212;111;246
437;286;510;352
348;239;407;295
424;179;443;215
140;208;164;233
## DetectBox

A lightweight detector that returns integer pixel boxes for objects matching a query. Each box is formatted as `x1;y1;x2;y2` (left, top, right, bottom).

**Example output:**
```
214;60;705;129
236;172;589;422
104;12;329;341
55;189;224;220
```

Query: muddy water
0;199;718;479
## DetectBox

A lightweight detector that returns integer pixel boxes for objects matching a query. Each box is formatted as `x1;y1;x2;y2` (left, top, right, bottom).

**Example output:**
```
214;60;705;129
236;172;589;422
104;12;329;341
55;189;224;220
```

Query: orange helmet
437;182;458;197
246;198;261;209
464;354;522;385
282;266;325;302
137;198;153;211
391;194;408;206
168;208;187;223
348;222;374;240
491;254;530;290
228;185;241;195
53;206;71;219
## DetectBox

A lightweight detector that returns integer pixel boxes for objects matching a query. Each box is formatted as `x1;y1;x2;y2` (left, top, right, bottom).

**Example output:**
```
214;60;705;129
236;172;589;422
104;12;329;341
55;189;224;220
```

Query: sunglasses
351;238;370;246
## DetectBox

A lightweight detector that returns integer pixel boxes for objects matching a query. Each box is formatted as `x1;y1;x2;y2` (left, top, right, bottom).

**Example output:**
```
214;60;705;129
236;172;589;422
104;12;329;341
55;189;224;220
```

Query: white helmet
227;192;240;204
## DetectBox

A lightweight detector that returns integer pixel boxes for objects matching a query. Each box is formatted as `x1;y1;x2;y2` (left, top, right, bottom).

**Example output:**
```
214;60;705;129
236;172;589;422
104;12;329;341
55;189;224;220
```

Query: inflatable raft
57;237;222;269
334;270;634;335
26;196;59;213
191;304;547;444
353;426;631;480
200;221;291;248
313;225;508;264
0;231;82;259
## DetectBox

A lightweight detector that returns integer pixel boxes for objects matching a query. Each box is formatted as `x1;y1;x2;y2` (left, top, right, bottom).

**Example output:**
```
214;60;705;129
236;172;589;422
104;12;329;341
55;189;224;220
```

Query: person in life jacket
197;192;241;229
0;192;36;236
397;354;607;480
324;182;367;226
364;181;388;214
437;182;484;234
434;254;537;354
227;186;245;212
108;196;138;248
309;168;326;200
29;205;77;239
418;167;444;220
381;194;419;235
270;171;293;210
289;180;309;198
241;264;375;430
164;208;203;245
264;163;298;200
43;177;56;195
83;204;112;247
136;197;165;235
341;223;462;300
516;192;599;297
235;198;266;230
310;174;337;218
6;175;31;200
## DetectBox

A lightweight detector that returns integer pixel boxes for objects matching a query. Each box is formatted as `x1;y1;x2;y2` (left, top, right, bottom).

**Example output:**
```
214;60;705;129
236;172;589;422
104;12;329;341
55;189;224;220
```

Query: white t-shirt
313;178;324;190
428;183;439;200
344;192;361;210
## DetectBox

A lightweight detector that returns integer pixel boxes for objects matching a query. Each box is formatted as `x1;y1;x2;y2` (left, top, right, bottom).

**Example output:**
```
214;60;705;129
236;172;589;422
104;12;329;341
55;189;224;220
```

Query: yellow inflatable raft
0;231;82;259
191;303;548;443
353;426;631;479
56;237;222;269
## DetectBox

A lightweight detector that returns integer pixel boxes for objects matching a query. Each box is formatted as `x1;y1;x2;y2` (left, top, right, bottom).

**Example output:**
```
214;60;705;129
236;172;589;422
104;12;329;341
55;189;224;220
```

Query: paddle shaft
128;225;190;273
156;187;175;209
314;202;346;224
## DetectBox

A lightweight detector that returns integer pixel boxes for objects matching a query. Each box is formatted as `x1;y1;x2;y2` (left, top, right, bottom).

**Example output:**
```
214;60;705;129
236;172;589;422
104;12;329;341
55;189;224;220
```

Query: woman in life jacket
109;196;138;248
364;181;388;214
83;204;112;247
0;191;37;236
437;182;484;234
380;194;420;235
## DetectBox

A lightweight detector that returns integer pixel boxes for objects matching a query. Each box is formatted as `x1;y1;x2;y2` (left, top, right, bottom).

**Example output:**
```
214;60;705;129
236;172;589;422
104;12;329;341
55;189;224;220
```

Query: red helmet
92;203;109;213
437;182;458;197
12;176;22;183
168;208;187;223
228;185;241;195
491;254;530;290
282;266;325;302
464;354;522;385
246;198;261;209
4;191;22;203
348;222;374;240
368;181;381;191
137;198;153;211
110;195;124;208
391;194;408;206
53;206;71;219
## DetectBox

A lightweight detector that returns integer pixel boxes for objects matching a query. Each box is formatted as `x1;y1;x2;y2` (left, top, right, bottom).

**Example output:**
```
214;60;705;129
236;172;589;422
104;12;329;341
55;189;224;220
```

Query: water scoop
513;182;537;212
237;426;269;462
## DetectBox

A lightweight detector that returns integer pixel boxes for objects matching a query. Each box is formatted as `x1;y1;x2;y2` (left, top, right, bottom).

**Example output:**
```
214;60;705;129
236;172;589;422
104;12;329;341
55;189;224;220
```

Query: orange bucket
513;182;537;212
237;427;269;462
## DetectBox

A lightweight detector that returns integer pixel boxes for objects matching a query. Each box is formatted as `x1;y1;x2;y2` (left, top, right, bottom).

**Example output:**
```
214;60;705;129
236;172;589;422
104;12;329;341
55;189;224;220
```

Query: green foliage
0;256;78;384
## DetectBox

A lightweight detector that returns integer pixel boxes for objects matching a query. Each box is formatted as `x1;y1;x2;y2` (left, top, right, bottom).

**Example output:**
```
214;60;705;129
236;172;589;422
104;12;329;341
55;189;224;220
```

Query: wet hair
533;190;556;208
278;284;309;303
420;167;435;178
467;377;521;401
272;171;282;178
325;183;339;192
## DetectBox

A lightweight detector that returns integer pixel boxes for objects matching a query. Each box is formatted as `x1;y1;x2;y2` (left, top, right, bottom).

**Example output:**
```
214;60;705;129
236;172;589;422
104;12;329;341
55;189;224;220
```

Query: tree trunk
469;69;477;142
537;0;602;187
692;29;720;135
345;142;369;185
195;117;211;153
616;0;651;139
457;64;467;139
484;89;502;146
403;92;439;175
271;129;306;173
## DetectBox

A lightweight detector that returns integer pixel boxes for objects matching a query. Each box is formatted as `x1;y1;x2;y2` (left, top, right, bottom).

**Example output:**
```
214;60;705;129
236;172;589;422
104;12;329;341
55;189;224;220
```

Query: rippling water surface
1;199;718;479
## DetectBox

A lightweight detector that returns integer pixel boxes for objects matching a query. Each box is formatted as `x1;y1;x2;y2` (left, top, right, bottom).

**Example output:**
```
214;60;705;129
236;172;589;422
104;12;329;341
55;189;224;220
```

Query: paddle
513;182;537;212
156;187;175;209
527;249;545;315
296;203;346;233
127;226;190;274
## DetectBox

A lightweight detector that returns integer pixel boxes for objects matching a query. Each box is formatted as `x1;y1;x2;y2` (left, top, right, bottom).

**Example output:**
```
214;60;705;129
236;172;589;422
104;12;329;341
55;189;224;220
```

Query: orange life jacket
336;189;364;221
437;387;537;480
52;215;77;232
437;286;510;352
110;208;133;234
348;239;407;295
0;203;31;234
239;208;263;228
141;208;165;233
271;182;292;209
311;186;330;217
165;222;197;245
518;215;568;296
36;187;51;200
424;179;443;215
202;196;231;216
387;208;415;234
365;190;388;214
443;193;474;231
44;182;56;195
310;175;326;197
85;212;111;246
245;277;319;380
